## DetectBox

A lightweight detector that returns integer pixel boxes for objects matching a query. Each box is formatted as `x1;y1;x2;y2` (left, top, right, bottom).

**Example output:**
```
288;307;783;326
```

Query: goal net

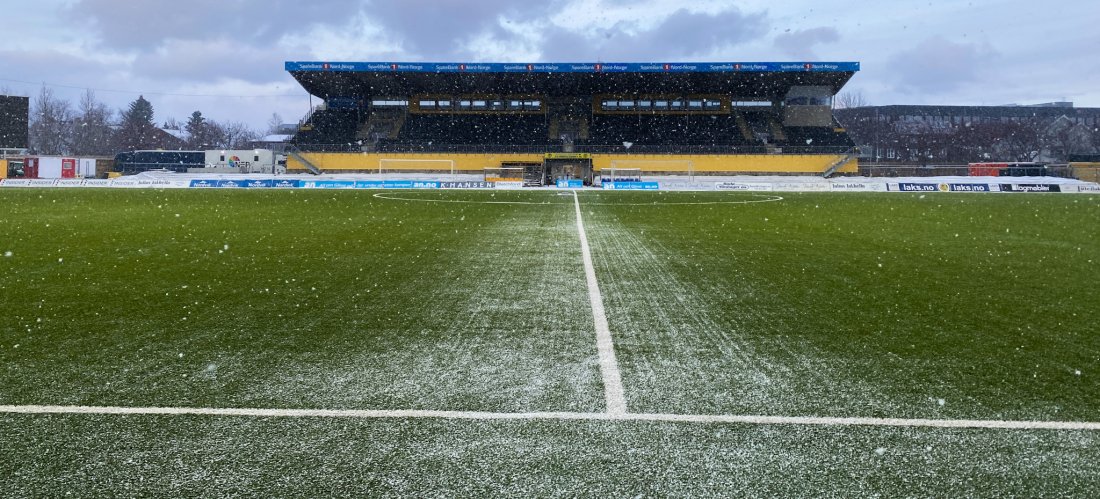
606;159;695;181
483;167;525;182
378;158;456;174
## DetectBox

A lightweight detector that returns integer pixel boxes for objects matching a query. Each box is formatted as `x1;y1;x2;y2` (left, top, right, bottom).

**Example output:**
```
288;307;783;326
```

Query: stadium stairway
285;145;322;174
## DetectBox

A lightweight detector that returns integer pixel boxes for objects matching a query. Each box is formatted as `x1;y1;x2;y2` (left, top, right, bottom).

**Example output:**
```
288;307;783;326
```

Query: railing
294;142;855;155
860;164;1075;178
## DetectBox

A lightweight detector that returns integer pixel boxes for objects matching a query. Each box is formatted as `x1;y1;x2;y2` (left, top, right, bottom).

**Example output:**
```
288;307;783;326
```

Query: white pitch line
2;405;1099;431
573;190;628;415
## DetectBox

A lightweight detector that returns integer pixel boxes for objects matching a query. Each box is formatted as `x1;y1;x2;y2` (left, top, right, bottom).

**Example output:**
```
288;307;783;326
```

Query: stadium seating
586;114;753;146
781;126;856;149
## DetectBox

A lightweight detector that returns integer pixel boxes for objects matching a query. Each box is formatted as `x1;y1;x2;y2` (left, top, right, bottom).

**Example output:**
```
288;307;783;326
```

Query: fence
860;164;1075;179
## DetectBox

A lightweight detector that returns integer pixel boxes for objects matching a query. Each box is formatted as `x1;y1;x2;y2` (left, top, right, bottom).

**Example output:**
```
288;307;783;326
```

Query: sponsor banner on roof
285;61;860;73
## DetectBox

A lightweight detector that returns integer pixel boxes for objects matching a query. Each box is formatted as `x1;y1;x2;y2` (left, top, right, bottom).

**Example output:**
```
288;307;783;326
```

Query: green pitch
1;189;1098;495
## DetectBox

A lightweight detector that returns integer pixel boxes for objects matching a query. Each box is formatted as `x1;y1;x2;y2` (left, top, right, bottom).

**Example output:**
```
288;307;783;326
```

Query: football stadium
285;61;861;180
2;61;1100;496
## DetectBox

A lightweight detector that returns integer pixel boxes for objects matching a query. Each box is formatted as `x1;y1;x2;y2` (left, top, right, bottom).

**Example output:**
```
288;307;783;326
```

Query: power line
0;77;305;99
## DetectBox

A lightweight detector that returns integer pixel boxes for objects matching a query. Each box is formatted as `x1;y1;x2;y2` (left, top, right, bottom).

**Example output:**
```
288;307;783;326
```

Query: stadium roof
286;61;860;100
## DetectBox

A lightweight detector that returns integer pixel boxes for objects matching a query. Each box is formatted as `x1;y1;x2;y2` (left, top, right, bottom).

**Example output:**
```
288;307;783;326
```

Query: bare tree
71;89;115;156
29;86;73;155
217;121;260;149
834;90;869;110
266;112;284;135
1043;116;1093;162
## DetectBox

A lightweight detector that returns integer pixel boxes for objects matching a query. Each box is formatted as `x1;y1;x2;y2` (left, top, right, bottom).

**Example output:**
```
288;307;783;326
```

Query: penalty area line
1;405;1099;431
573;190;628;415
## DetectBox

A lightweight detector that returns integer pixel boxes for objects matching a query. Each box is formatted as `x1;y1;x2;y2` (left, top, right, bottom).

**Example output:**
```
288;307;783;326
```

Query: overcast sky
2;0;1097;131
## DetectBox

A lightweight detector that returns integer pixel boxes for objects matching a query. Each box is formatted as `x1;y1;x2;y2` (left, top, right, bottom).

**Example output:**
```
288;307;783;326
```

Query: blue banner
946;183;990;192
243;179;274;188
301;180;356;189
556;179;584;188
603;182;660;190
189;179;218;188
217;179;246;188
286;61;860;74
895;183;939;192
272;179;300;189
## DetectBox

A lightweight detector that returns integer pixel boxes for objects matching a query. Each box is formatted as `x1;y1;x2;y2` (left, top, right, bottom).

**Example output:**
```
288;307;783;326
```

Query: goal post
483;167;525;182
378;158;456;174
606;159;695;181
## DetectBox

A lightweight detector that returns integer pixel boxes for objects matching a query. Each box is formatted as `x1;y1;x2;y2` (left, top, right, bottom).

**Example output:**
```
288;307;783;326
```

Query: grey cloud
773;27;839;59
887;36;999;94
0;49;115;91
362;0;565;59
131;40;291;84
67;0;364;50
539;8;769;61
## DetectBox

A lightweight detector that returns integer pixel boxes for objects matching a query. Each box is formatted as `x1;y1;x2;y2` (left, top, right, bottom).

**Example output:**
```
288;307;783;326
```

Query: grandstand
285;62;860;182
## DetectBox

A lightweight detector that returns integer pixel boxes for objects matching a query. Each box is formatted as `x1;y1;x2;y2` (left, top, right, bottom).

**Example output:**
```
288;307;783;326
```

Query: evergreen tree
185;110;216;149
116;95;158;151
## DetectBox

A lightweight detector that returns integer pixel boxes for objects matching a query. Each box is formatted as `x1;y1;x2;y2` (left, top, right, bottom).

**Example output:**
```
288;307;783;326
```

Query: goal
607;159;695;180
378;158;456;174
483;167;525;182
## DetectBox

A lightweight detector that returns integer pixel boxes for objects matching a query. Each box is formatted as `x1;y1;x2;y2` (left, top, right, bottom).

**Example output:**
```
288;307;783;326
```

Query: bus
113;150;204;174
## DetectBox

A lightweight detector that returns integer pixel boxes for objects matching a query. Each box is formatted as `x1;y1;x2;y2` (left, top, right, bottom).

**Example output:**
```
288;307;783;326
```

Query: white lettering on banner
830;182;887;192
716;182;773;191
494;181;524;190
775;182;830;192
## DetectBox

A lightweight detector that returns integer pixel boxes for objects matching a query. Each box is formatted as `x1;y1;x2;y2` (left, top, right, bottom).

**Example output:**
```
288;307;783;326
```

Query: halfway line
573;190;628;414
2;405;1099;431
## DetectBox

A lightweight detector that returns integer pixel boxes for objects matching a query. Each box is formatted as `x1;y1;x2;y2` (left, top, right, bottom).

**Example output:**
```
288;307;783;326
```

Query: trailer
203;150;284;174
20;156;97;178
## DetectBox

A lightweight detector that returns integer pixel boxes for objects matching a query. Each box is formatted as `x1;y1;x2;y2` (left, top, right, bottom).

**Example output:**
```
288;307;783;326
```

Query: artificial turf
1;188;1097;495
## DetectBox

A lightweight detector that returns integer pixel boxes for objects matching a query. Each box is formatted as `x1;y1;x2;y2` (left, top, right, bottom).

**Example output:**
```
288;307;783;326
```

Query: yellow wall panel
289;152;857;175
